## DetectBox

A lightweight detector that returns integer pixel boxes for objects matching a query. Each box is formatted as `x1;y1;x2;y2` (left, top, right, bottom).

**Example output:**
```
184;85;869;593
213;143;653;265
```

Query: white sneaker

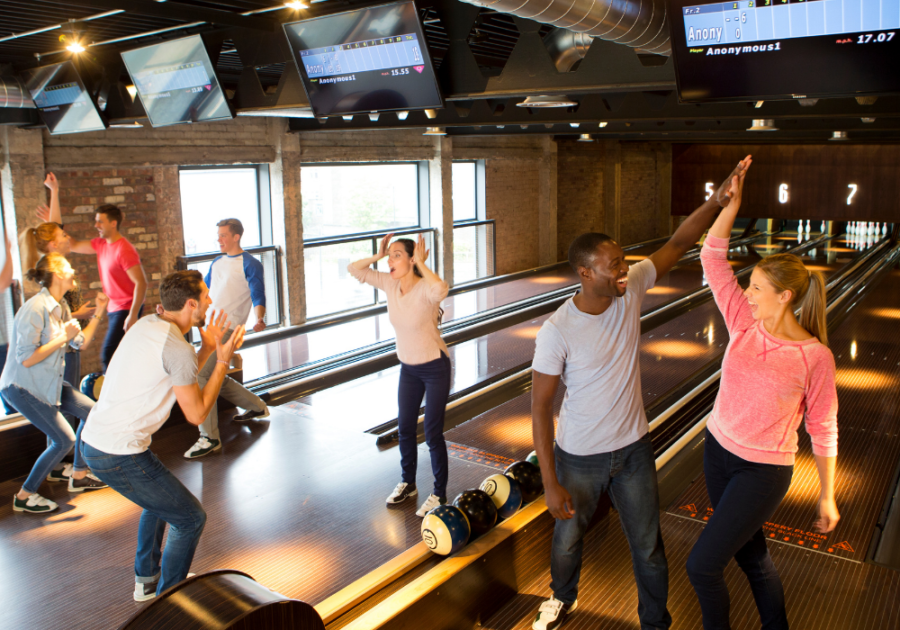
13;493;59;514
134;573;196;602
533;597;577;630
415;493;446;517
183;437;221;459
386;482;418;505
46;463;74;482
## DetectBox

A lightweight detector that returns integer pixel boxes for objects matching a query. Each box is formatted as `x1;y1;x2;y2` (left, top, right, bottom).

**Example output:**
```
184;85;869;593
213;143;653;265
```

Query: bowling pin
820;221;826;233
883;223;888;236
805;220;811;233
869;222;876;235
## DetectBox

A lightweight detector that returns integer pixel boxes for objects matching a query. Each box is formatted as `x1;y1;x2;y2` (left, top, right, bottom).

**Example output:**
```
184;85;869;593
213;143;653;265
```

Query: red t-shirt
91;237;142;312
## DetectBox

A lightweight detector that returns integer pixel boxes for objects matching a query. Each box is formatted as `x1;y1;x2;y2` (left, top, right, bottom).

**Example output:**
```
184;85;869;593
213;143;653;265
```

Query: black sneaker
532;597;577;630
233;406;270;422
386;482;418;505
68;472;109;493
46;463;74;483
12;493;58;514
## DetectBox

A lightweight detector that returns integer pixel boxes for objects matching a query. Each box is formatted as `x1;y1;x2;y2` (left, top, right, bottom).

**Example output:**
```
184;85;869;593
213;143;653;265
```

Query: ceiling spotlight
396;111;409;120
424;109;437;119
109;122;143;129
598;121;608;128
368;112;380;122
342;115;353;122
829;130;848;141
423;127;446;135
754;100;765;108
569;123;580;128
496;125;505;129
747;118;778;131
284;1;308;9
861;117;876;123
125;84;137;101
66;41;85;53
516;95;578;108
577;133;593;142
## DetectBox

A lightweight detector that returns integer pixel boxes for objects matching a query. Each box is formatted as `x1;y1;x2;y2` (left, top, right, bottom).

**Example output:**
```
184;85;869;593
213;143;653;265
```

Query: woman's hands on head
412;234;430;267
377;233;394;259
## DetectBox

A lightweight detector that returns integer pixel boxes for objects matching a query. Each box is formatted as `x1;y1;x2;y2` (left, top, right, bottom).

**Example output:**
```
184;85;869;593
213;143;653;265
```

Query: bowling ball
80;372;105;402
526;450;540;468
452;489;498;540
504;461;543;504
479;473;522;520
421;505;471;556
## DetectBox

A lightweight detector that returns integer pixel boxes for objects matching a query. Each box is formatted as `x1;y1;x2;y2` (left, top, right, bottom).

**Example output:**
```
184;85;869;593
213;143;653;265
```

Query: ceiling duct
0;76;34;109
459;0;671;56
543;28;593;72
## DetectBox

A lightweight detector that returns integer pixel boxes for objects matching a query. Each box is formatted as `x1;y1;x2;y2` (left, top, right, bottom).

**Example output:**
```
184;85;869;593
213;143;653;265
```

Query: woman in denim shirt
2;253;109;514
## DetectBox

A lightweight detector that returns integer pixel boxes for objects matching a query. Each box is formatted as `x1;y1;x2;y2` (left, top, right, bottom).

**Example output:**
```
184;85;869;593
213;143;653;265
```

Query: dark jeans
686;430;794;630
551;436;671;629
81;442;207;595
0;344;14;415
2;383;94;492
397;351;451;499
101;307;142;372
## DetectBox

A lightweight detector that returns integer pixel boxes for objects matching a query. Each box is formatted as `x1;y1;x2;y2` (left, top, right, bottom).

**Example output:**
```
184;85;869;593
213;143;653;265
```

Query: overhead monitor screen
120;34;233;127
283;1;443;117
20;61;106;135
668;0;900;102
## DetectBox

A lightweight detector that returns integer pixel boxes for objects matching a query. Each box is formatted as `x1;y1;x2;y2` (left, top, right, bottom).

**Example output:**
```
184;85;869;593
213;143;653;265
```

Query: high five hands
715;155;753;207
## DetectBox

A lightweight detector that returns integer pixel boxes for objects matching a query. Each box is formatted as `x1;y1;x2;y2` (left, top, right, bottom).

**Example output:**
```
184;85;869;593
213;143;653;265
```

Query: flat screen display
20;62;106;135
283;1;443;117
120;34;232;127
668;0;900;102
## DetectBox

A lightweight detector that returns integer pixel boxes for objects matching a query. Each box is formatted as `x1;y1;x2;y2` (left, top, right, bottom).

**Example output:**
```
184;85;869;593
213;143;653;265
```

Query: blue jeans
686;430;793;630
551;435;671;629
2;383;94;492
81;442;207;595
0;345;15;415
398;352;451;499
102;307;142;372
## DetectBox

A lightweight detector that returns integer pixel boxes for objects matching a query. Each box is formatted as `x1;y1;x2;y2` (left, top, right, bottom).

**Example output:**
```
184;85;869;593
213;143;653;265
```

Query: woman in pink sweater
349;234;451;517
687;158;839;630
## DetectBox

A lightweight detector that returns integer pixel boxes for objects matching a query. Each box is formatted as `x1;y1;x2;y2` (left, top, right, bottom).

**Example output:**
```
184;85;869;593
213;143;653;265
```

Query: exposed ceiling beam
60;0;279;32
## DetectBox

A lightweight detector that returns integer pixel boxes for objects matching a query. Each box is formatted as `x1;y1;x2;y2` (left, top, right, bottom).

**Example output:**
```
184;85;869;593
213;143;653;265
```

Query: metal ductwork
459;0;671;56
543;28;593;72
0;76;34;108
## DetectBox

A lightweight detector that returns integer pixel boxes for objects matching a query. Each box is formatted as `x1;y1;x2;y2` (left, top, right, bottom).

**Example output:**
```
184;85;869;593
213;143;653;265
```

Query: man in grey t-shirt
530;165;744;630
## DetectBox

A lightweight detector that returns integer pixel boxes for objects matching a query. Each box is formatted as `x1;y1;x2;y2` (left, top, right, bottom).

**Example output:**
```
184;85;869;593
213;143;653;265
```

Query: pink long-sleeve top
700;235;838;465
348;264;449;366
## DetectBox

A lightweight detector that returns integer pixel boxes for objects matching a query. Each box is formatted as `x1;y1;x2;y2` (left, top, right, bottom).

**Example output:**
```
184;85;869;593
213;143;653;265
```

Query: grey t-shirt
532;259;657;456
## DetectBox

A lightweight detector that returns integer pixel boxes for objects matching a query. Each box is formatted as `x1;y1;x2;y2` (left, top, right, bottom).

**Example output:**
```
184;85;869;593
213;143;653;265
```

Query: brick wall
557;141;606;261
52;168;163;374
619;142;663;245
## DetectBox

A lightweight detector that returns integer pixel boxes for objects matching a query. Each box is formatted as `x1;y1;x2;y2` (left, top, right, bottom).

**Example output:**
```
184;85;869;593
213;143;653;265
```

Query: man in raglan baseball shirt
183;218;269;460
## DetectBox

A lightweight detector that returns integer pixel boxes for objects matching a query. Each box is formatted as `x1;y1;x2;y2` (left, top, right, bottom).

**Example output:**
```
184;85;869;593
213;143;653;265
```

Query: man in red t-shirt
70;204;147;371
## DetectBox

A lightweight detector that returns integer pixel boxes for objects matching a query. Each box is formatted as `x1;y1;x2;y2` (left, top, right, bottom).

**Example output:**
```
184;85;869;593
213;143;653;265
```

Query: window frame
300;161;428;243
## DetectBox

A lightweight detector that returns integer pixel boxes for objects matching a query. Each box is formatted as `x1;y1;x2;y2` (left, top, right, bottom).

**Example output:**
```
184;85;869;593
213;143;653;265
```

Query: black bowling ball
504;461;543;504
452;489;498;540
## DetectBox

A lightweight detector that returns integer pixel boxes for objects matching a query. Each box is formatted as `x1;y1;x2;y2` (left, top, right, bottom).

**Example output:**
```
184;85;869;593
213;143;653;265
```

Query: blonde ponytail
757;253;829;346
18;223;60;272
798;270;828;347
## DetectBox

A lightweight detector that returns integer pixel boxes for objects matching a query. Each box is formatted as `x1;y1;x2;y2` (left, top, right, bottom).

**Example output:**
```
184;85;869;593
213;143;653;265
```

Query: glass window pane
305;240;378;318
452;162;477;222
301;164;420;240
180;168;261;255
453;223;494;285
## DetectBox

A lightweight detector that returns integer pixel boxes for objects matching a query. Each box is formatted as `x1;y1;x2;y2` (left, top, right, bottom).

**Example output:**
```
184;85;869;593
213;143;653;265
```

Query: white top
347;265;449;365
82;315;198;454
204;252;266;330
532;259;657;456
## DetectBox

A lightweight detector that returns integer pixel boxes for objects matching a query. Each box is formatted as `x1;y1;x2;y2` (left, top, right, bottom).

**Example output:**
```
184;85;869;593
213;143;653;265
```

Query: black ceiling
1;0;898;142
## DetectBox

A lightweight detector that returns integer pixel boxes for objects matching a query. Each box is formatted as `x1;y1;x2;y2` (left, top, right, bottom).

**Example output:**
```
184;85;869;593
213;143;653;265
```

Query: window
302;163;422;240
451;160;494;285
302;162;430;319
179;166;272;254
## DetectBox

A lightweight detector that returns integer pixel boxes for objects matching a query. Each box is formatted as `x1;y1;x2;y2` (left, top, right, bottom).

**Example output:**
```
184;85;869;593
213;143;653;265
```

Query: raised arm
708;156;752;239
348;233;392;291
412;234;449;301
648;155;752;280
41;173;94;254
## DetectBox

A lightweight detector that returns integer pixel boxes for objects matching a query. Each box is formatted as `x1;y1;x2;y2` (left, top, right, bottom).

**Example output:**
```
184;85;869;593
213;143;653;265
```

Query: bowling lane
289;234;814;434
237;234;764;386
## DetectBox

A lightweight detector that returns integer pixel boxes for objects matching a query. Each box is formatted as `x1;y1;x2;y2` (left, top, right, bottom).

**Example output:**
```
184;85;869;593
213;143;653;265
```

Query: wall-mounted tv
283;0;443;117
668;0;900;102
20;61;107;135
120;34;233;127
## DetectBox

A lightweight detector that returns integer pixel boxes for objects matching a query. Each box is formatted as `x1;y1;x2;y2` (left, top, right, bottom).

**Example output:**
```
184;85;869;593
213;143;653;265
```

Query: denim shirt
0;288;84;406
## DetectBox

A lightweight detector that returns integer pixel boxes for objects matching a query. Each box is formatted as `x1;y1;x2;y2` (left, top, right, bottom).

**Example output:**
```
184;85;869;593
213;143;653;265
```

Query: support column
538;137;558;265
268;119;305;325
153;166;184;279
0;127;45;283
656;144;673;237
429;136;454;285
603;140;622;242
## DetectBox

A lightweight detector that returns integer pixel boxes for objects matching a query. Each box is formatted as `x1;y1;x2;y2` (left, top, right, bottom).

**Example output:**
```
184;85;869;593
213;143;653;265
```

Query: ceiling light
516;95;577;108
754;100;765;108
125;84;137;101
424;109;437;119
747;118;778;131
342;115;353;122
569;123;579;128
368;112;380;122
284;1;307;9
423;127;446;135
396;111;409;121
577;133;593;142
66;41;85;53
861;117;876;123
109;122;143;129
829;130;848;141
598;121;607;128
